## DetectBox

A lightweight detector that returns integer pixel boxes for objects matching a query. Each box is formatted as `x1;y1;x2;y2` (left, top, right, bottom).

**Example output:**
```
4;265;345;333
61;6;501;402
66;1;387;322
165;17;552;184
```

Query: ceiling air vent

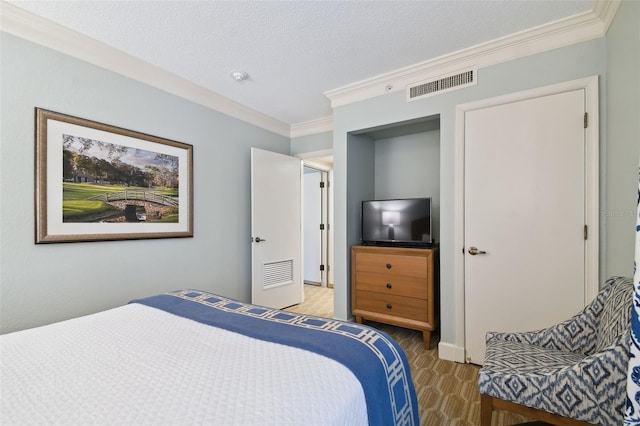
407;68;477;101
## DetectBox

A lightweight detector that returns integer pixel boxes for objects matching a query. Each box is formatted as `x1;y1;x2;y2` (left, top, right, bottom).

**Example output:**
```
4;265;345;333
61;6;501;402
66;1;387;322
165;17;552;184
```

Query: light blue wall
290;131;333;156
605;0;640;277
374;130;441;244
332;38;610;348
0;33;289;334
345;133;376;246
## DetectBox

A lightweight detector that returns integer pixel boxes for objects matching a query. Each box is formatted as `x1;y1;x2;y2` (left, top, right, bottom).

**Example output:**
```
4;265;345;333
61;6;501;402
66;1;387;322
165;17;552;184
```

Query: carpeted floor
286;284;538;426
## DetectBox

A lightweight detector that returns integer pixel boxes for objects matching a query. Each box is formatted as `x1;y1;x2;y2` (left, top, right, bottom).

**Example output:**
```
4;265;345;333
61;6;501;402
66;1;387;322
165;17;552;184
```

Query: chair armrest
557;334;629;423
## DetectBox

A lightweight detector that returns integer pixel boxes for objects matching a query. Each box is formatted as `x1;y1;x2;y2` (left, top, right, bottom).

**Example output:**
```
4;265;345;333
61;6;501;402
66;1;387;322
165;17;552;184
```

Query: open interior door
251;148;303;309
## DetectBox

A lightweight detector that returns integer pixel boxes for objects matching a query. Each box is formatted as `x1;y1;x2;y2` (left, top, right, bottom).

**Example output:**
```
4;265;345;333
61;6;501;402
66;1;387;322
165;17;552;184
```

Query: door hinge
319;181;325;188
584;112;588;129
584;225;588;240
320;223;325;230
320;264;325;271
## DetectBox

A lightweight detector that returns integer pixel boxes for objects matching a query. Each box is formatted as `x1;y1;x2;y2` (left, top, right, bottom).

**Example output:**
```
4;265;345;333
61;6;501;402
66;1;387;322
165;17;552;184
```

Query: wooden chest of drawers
351;245;438;349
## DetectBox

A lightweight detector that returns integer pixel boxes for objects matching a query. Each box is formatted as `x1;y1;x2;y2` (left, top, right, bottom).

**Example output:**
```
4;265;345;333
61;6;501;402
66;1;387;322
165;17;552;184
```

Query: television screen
361;198;432;246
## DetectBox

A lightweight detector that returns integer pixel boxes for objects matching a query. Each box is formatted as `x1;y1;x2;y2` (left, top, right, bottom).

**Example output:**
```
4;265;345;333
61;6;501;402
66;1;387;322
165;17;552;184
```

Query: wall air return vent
407;68;477;102
263;259;294;289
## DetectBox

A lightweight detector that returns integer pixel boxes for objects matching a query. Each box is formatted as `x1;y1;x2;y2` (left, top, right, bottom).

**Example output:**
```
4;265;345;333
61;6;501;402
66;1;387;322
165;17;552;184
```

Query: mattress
1;290;419;425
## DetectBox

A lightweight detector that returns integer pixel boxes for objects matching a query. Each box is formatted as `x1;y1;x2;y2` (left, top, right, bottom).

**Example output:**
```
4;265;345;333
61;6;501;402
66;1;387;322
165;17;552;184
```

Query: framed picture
35;108;193;243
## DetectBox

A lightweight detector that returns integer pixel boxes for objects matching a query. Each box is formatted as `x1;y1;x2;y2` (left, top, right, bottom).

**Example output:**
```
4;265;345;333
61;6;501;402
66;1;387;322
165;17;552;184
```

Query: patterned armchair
479;276;634;425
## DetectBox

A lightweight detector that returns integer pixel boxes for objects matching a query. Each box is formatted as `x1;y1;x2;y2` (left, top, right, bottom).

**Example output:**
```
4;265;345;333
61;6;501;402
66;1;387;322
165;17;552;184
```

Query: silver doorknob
254;237;266;243
468;246;486;255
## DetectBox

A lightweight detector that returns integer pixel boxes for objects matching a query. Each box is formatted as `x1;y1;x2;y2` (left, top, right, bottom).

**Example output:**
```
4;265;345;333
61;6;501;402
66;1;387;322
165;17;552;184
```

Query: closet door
464;89;587;364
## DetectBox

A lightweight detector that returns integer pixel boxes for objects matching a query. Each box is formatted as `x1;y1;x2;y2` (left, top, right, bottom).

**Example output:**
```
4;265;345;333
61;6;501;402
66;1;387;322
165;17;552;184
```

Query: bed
1;289;419;425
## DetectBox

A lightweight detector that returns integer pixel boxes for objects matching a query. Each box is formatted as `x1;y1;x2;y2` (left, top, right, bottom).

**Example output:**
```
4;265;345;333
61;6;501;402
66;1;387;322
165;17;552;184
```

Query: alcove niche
346;114;441;249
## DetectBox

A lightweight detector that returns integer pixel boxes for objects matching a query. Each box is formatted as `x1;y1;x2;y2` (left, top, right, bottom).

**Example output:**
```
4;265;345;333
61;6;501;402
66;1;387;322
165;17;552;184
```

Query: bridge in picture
101;190;178;207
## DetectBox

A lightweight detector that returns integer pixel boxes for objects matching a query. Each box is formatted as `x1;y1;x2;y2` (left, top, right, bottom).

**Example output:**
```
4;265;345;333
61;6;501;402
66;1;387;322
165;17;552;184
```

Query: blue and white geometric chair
479;276;634;425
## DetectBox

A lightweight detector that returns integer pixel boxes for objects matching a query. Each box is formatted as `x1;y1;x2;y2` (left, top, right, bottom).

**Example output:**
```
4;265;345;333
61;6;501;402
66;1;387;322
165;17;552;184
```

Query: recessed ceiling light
231;70;250;82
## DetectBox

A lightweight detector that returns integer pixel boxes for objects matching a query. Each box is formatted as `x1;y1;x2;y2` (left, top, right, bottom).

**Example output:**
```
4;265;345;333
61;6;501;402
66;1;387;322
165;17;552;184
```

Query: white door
251;148;303;309
303;169;322;284
464;89;587;364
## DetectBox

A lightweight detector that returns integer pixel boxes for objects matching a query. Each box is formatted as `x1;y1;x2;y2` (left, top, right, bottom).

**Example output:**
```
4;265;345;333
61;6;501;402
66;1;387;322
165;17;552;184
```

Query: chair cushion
479;340;588;414
481;339;585;378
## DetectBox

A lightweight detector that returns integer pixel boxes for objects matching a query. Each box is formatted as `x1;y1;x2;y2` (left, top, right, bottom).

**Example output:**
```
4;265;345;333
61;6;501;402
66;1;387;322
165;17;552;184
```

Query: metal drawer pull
386;263;392;269
386;303;392;309
386;283;392;289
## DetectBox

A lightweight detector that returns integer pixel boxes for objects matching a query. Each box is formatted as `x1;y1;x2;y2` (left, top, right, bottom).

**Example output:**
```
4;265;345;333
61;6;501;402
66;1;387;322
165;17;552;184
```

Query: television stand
351;245;439;349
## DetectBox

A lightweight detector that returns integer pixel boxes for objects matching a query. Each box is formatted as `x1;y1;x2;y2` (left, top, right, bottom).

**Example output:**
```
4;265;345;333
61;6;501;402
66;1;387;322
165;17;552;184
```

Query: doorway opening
285;152;334;318
303;165;330;288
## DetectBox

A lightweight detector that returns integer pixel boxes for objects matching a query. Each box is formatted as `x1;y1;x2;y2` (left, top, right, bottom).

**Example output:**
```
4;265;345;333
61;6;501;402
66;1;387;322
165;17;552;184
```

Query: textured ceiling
8;0;595;126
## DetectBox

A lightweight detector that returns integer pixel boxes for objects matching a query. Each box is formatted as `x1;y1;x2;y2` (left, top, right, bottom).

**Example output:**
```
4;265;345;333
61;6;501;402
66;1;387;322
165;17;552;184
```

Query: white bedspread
1;303;367;425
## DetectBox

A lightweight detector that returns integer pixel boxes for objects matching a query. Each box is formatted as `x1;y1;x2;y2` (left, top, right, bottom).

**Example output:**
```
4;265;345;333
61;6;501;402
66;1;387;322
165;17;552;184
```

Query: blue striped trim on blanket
131;290;419;426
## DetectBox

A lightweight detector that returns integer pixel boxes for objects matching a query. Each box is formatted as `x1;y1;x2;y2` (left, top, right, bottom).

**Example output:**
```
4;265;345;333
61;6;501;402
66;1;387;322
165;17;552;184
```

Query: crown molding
325;0;619;108
593;0;621;32
290;116;333;138
1;0;620;138
0;0;291;138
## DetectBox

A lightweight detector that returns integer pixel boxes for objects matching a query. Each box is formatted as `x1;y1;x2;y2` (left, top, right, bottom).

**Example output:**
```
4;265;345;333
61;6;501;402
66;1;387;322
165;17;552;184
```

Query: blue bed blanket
131;290;419;426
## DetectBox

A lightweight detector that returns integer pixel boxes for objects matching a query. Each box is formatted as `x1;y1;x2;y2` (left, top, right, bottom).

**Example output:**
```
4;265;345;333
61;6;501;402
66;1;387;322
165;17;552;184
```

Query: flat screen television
361;198;433;247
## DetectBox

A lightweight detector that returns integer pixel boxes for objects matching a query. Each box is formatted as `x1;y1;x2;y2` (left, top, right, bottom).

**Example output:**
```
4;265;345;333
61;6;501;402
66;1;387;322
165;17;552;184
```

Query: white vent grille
263;259;294;289
407;68;477;101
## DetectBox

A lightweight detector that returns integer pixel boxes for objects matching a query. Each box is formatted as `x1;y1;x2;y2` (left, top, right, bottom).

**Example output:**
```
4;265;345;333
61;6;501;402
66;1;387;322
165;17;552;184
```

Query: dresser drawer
355;271;428;299
355;253;427;279
355;291;428;322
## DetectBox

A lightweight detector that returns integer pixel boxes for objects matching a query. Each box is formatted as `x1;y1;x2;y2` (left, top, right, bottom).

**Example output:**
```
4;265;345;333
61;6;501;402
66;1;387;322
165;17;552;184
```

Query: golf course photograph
35;108;193;243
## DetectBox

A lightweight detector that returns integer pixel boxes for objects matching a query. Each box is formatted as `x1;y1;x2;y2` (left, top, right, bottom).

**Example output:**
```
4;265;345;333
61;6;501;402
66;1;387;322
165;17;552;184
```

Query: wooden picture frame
35;108;193;243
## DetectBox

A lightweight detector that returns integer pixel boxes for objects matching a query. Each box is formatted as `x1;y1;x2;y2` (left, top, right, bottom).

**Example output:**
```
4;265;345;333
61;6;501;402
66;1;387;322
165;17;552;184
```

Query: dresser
351;245;438;349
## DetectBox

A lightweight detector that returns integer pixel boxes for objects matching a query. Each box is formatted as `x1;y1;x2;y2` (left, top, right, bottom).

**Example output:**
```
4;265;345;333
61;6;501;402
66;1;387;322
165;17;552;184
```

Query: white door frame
299;150;334;289
302;165;329;287
442;76;599;363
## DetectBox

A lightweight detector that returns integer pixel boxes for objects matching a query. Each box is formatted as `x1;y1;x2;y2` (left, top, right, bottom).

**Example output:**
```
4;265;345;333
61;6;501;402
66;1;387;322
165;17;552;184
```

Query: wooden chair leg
480;393;493;426
490;396;594;426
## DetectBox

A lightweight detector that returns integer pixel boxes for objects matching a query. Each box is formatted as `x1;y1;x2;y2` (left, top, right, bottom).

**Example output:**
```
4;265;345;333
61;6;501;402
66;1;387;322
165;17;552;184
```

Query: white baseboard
438;341;466;363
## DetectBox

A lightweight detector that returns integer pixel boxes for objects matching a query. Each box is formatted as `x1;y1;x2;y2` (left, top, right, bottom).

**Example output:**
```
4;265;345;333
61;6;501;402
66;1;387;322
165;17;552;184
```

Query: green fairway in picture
62;183;179;223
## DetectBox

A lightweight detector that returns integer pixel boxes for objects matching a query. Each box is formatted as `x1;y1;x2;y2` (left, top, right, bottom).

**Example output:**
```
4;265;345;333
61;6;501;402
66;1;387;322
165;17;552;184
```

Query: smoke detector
231;70;250;82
